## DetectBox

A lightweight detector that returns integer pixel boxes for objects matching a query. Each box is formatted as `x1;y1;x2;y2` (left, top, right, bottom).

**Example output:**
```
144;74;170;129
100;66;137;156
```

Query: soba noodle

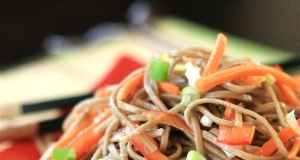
42;34;300;160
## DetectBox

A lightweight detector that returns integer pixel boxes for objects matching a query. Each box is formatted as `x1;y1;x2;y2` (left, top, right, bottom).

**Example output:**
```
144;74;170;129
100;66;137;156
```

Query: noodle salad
42;33;300;160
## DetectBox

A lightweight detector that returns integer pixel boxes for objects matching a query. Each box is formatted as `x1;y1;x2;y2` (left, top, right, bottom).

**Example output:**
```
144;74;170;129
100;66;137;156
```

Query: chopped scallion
187;150;207;160
52;148;76;160
181;86;200;106
265;74;276;85
218;105;226;113
150;58;169;82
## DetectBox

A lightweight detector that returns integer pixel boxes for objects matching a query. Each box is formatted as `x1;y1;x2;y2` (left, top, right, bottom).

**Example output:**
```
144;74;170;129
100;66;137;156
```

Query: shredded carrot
234;75;266;85
54;108;100;148
48;107;112;159
255;118;300;156
277;83;300;107
195;64;300;92
288;141;300;159
157;82;179;95
293;74;300;81
116;72;144;100
271;65;300;107
95;85;117;97
64;109;112;158
202;33;227;76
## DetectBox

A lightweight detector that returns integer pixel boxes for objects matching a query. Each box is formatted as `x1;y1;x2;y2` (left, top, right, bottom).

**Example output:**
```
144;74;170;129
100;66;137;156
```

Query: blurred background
1;0;300;67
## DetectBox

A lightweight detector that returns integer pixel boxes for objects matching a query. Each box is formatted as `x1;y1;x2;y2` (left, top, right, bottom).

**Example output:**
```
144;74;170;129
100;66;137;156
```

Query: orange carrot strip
64;109;112;158
288;141;300;159
293;74;300;81
277;83;300;107
157;82;179;95
234;76;266;85
195;64;300;92
255;118;300;156
116;72;144;100
202;33;227;76
95;85;117;97
54;108;101;148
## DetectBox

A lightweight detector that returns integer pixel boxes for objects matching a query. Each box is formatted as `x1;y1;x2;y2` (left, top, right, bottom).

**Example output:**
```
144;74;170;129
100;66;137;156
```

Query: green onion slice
265;74;276;85
181;86;200;106
52;148;76;160
150;58;169;82
187;150;207;160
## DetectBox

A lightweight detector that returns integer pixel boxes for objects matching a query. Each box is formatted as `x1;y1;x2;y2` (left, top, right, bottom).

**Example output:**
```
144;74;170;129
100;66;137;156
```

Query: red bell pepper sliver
224;99;237;121
122;125;170;160
217;125;256;145
288;141;300;159
202;33;227;76
143;110;194;136
157;82;179;95
254;118;300;156
195;64;300;92
116;72;144;100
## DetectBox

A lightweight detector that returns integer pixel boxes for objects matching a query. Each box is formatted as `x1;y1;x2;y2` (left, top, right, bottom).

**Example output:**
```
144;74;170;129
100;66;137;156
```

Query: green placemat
152;16;297;65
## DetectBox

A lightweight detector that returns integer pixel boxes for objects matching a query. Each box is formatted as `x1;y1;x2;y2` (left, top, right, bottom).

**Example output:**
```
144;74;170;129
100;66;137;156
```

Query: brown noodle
42;46;300;160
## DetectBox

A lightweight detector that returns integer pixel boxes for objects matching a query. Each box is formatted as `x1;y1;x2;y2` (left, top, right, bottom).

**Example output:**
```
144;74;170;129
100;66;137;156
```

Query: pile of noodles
42;34;300;160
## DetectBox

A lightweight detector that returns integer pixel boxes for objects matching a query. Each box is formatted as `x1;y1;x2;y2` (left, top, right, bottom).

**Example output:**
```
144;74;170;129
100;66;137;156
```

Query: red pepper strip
255;118;300;156
224;99;237;121
217;125;256;145
122;124;170;160
217;99;255;145
143;110;194;136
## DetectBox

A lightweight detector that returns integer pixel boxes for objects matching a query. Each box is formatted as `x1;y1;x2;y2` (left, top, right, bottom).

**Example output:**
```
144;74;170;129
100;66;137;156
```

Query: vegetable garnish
157;82;179;95
234;75;266;85
217;125;255;145
150;58;170;82
180;86;200;106
195;64;300;92
122;124;170;160
217;99;255;145
51;107;112;159
277;83;300;107
202;33;227;76
287;110;300;134
265;74;276;85
184;61;201;87
143;110;194;136
200;115;213;127
116;72;144;100
187;150;207;160
288;140;300;159
52;148;76;160
254;118;300;156
217;105;226;113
